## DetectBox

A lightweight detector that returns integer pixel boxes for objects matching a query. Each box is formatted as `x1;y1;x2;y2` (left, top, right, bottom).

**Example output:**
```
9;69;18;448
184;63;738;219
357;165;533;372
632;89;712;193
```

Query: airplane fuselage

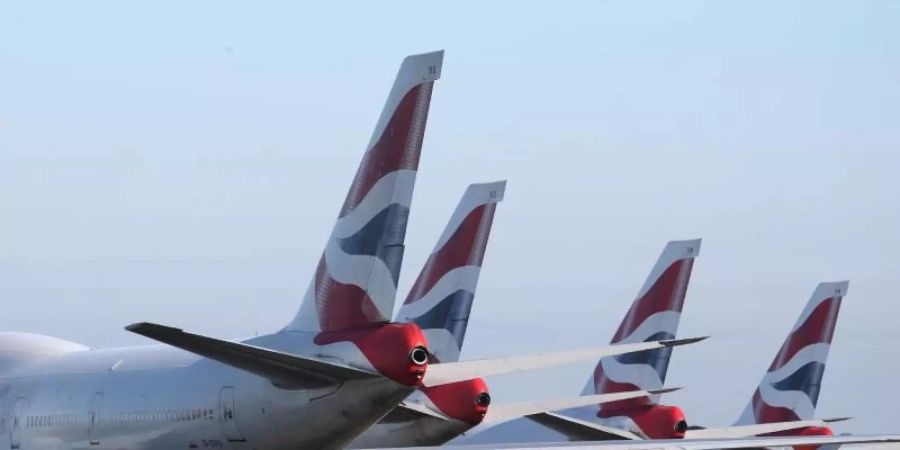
0;332;414;450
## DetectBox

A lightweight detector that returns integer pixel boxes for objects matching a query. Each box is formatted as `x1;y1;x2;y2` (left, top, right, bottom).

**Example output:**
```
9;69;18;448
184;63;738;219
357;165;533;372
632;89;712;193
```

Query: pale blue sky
2;0;899;434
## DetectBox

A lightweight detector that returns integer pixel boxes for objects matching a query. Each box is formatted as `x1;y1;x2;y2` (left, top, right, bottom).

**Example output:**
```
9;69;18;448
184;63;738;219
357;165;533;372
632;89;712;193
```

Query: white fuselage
0;332;412;450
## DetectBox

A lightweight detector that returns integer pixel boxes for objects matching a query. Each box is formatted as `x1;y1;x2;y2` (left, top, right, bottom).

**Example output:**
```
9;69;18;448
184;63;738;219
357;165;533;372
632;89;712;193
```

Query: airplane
349;182;687;448
696;281;850;441
0;51;703;450
349;180;507;448
455;255;849;446
530;281;851;443
0;49;447;450
366;434;900;450
453;239;703;445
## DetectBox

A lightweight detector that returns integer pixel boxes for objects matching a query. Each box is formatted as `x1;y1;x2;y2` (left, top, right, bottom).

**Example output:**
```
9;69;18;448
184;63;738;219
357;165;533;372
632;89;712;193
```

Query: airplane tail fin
285;51;444;333
584;239;701;411
735;281;848;425
396;181;506;362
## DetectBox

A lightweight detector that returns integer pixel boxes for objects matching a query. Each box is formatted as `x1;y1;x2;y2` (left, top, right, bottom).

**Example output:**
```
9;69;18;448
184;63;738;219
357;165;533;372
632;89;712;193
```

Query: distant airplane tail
585;240;700;403
735;281;848;425
396;181;506;362
580;239;700;438
285;51;444;333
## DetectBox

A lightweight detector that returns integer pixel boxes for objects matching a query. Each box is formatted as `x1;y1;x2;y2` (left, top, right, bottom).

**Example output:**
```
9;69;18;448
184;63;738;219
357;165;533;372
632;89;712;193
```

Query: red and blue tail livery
397;180;506;363
286;51;444;333
584;239;701;438
735;281;848;425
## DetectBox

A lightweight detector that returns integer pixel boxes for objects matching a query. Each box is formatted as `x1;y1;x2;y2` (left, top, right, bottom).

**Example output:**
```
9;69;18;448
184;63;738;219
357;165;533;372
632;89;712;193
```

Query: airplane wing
522;411;847;442
484;388;681;424
371;434;900;449
125;322;379;389
685;420;835;439
524;411;641;441
422;337;706;387
388;388;679;426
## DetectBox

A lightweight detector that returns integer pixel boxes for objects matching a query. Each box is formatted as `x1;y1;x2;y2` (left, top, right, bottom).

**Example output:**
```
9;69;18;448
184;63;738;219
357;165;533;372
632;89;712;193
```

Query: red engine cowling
420;378;490;425
764;425;833;450
602;404;688;439
314;322;429;386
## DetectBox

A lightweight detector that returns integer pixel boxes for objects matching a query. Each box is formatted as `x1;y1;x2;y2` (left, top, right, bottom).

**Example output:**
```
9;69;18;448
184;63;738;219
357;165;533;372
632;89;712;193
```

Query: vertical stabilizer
735;281;848;425
585;239;701;409
396;181;506;362
286;51;444;333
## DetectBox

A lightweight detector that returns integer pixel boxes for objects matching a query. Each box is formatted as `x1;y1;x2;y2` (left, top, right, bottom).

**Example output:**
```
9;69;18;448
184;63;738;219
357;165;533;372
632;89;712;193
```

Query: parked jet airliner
0;51;701;450
524;281;850;443
0;49;448;450
368;434;900;450
454;234;849;445
349;182;682;448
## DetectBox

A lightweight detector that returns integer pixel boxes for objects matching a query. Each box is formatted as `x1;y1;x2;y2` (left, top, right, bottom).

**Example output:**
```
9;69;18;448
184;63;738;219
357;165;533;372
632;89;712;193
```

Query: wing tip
648;386;683;395
662;335;709;347
125;322;182;335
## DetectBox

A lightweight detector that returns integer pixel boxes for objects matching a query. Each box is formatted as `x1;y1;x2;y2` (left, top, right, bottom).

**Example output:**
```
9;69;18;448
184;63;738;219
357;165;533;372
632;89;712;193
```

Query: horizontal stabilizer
125;322;378;389
367;434;900;449
677;435;900;450
525;411;642;441
380;401;454;424
686;420;832;439
422;337;705;387
485;388;681;424
823;416;852;423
